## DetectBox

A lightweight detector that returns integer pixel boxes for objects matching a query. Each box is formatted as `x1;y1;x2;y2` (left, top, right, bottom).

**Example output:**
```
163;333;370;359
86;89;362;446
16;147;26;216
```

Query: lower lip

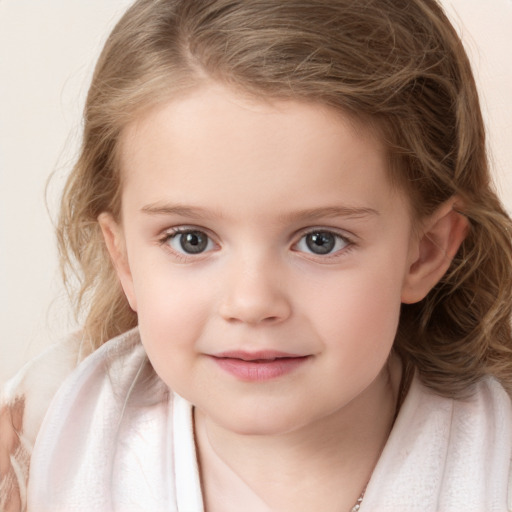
211;356;309;381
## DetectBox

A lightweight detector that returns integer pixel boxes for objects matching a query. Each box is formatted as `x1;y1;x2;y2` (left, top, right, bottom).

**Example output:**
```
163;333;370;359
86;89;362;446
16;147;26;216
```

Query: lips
215;350;304;361
210;350;310;381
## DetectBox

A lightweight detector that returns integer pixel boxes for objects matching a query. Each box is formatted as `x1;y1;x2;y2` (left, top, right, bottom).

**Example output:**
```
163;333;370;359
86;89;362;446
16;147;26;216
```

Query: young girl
2;0;512;510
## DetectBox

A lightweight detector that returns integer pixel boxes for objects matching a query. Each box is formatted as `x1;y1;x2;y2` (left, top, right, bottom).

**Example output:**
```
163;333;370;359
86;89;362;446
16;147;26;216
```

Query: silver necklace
348;361;413;512
350;487;365;512
350;486;366;512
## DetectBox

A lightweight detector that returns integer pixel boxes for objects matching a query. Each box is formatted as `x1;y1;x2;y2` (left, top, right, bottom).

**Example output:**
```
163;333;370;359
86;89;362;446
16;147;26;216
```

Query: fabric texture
2;328;512;511
26;328;203;512
0;332;89;512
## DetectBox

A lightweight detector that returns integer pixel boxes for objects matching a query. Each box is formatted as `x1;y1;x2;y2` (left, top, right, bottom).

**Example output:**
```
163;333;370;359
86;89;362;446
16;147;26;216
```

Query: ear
98;212;137;311
401;198;469;304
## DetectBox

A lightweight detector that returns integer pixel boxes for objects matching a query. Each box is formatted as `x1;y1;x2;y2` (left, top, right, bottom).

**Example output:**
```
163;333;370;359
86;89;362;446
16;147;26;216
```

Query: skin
100;83;468;511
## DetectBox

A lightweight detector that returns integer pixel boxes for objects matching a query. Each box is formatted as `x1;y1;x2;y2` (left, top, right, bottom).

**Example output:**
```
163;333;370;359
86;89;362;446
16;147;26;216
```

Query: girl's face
104;84;421;436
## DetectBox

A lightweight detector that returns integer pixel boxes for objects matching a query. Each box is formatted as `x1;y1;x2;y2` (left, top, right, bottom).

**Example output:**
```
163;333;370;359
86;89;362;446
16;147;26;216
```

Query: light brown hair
57;0;512;397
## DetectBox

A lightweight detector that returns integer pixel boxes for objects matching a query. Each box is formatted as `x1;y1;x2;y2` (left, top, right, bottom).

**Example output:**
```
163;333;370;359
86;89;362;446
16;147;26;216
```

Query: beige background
1;0;511;385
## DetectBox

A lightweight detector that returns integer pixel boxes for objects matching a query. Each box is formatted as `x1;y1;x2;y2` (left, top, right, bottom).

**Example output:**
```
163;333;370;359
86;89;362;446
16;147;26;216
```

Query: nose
218;256;292;325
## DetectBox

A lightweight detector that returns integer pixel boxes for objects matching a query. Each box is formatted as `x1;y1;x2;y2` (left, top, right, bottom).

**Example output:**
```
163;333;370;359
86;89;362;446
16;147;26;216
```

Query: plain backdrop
1;0;511;385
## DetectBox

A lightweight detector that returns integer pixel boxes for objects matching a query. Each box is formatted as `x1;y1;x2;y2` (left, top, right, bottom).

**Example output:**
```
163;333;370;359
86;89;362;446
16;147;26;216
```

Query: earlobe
98;212;138;311
401;199;469;304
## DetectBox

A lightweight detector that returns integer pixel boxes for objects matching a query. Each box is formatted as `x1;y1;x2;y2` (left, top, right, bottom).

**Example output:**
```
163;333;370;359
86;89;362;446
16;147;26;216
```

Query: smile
210;351;310;381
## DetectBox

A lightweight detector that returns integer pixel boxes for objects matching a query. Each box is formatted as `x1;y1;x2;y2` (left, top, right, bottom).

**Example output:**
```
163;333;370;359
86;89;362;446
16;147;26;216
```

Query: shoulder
364;374;512;510
485;382;512;512
489;382;512;511
448;377;512;511
26;329;189;510
0;332;90;512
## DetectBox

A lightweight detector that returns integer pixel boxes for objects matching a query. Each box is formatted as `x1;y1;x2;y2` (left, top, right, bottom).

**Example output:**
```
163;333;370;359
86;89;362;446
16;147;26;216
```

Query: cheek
129;259;217;377
308;279;402;400
304;261;405;354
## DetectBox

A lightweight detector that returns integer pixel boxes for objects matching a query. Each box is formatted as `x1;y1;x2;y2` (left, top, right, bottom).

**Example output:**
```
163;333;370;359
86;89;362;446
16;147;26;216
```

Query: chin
207;405;311;437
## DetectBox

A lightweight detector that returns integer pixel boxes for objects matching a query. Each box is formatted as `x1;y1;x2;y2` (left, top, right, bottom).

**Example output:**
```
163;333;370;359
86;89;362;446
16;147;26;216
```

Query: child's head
58;0;512;398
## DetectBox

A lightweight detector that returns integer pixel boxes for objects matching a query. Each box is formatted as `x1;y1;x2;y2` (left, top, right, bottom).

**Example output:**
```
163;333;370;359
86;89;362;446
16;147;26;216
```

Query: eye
165;229;215;255
295;230;349;255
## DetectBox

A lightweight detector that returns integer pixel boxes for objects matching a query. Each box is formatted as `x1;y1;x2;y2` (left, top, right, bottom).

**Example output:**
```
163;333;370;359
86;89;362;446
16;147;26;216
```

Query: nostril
224;314;281;325
262;316;281;323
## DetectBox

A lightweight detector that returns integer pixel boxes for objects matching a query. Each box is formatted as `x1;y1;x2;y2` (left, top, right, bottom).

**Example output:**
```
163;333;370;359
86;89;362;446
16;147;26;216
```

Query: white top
27;329;203;512
4;328;512;511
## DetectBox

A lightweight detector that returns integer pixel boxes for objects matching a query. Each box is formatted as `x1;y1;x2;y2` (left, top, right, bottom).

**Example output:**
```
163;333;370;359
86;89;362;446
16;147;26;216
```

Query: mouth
214;350;305;361
210;351;310;381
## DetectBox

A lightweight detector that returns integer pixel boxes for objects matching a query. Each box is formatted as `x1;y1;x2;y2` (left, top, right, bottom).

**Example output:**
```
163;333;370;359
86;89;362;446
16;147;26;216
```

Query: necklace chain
349;487;365;512
348;361;413;512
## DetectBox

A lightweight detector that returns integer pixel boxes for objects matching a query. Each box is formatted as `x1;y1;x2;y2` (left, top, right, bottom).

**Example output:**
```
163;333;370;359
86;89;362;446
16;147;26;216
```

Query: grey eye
306;232;335;254
168;230;212;254
296;231;348;255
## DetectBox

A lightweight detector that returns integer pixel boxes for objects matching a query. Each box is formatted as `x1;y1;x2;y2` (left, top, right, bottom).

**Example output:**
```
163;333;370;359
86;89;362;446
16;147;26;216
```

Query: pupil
180;231;207;254
306;232;335;254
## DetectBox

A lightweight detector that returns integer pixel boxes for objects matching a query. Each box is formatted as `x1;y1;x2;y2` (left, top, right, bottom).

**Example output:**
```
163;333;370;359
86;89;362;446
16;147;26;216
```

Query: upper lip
212;350;307;361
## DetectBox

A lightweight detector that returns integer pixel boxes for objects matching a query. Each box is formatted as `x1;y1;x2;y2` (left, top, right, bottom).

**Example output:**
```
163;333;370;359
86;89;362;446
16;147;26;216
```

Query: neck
195;356;402;512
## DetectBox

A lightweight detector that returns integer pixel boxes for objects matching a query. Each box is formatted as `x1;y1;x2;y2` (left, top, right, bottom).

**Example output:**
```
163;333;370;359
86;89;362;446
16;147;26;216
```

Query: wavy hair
57;0;512;397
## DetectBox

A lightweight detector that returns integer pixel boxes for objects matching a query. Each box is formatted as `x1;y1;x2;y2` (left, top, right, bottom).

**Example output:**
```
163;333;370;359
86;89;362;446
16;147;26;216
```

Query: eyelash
158;226;355;262
292;228;354;260
158;227;217;262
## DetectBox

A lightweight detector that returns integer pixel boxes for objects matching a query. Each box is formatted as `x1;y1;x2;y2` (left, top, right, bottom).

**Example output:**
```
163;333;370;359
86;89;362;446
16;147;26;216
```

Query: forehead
117;84;405;220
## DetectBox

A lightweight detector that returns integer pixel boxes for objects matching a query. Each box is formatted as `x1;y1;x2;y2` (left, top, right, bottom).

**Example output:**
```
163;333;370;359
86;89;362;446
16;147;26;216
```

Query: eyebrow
279;206;379;223
140;202;378;222
141;203;219;220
